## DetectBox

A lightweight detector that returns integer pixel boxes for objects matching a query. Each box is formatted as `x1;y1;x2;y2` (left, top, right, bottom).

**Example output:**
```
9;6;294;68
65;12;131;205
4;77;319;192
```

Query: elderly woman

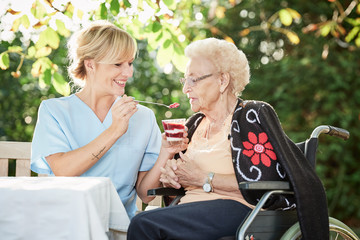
127;38;328;239
30;21;187;219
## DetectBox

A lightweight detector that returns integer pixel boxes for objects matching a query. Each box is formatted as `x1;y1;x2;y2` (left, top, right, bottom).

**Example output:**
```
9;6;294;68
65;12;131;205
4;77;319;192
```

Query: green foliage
0;52;10;70
1;0;359;231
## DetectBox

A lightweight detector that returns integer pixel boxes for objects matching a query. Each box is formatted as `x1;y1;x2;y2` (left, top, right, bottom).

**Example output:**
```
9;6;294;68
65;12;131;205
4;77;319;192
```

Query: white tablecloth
0;177;130;240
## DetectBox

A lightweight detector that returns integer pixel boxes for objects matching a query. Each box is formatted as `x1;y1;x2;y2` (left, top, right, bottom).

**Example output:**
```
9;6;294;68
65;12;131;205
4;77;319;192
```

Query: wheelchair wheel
280;217;360;240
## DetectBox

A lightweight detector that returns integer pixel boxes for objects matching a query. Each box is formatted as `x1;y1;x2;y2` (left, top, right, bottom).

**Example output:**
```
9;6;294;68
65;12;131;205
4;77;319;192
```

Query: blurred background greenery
1;0;359;233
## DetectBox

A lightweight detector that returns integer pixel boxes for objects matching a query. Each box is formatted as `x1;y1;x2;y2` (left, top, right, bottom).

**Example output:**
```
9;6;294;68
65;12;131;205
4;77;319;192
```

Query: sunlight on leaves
216;6;226;19
11;18;21;32
157;43;174;67
36;27;60;49
53;72;70;96
320;24;332;37
56;19;70;37
286;31;300;44
279;9;293;26
28;46;36;58
35;47;52;58
224;36;235;44
8;46;23;53
286;8;301;20
31;0;47;20
77;9;84;19
64;3;74;19
163;0;177;10
110;0;120;15
39;69;52;89
21;15;30;29
31;57;52;77
345;26;360;42
172;51;188;72
0;52;10;70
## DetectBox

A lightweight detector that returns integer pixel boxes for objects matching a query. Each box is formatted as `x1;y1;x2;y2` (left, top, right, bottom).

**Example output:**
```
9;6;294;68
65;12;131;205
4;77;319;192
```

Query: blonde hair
184;38;250;96
67;20;137;87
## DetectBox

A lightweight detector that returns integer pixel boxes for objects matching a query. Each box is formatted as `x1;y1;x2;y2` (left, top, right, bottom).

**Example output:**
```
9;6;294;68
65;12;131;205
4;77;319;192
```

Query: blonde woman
127;38;328;239
31;21;187;219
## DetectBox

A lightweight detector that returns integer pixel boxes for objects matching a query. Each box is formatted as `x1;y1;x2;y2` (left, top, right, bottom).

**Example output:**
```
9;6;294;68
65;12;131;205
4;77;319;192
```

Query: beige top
179;113;254;209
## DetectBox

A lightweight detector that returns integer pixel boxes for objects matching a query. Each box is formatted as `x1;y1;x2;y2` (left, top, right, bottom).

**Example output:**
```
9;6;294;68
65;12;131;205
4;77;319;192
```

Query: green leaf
355;36;360;47
28;46;36;58
345;26;360;42
36;27;60;49
64;3;74;19
0;52;10;70
31;57;52;77
345;17;360;26
11;17;21;31
286;31;300;45
110;0;120;15
138;0;143;10
147;30;163;49
21;15;30;29
163;0;177;10
320;24;331;37
163;39;172;49
30;0;47;19
8;46;23;53
35;47;52;58
124;18;144;39
152;21;162;32
56;19;70;37
172;51;187;72
77;9;84;19
39;68;52;88
156;43;173;67
144;0;158;10
123;0;131;8
100;3;108;19
52;72;70;96
286;8;301;20
279;9;293;26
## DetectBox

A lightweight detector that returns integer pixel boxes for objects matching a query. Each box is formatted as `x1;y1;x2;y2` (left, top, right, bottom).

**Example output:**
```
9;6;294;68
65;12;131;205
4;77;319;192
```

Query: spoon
134;99;180;109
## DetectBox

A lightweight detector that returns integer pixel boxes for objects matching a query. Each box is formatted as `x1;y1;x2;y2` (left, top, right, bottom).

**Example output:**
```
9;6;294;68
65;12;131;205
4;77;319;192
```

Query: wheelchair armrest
147;187;186;196
239;181;291;190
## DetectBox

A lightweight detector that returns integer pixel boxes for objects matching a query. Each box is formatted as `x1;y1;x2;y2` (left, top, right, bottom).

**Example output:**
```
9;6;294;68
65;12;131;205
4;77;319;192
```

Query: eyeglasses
179;74;213;87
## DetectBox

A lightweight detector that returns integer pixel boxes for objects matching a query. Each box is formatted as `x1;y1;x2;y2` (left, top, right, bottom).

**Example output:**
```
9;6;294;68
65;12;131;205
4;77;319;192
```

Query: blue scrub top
31;94;162;218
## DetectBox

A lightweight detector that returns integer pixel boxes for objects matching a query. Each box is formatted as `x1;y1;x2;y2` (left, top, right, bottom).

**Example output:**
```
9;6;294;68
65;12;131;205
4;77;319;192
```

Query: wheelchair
148;125;359;240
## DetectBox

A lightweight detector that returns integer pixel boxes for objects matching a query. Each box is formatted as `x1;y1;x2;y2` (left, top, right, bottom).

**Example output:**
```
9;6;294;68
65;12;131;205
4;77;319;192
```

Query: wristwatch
203;172;215;193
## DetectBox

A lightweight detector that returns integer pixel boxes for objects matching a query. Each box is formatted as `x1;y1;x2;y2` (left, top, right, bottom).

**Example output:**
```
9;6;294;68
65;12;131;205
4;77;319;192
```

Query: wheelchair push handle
311;125;350;140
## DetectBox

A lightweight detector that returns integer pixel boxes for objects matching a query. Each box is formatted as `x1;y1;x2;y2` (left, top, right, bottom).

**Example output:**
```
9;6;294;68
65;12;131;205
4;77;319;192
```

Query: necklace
205;113;232;139
205;99;237;139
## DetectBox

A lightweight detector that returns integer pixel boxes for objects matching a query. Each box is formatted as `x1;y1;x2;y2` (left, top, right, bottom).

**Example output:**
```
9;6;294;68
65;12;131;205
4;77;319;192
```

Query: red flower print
242;132;277;167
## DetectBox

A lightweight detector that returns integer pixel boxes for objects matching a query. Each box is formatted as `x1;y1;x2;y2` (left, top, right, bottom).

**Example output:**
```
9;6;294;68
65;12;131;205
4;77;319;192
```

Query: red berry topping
169;102;180;109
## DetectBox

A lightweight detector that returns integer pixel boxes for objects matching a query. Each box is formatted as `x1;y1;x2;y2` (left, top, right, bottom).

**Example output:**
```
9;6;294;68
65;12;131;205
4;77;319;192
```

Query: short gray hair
185;38;250;96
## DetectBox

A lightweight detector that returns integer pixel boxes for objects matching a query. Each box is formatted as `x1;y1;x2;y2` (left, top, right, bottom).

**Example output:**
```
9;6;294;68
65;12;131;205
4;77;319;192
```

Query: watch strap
208;172;215;192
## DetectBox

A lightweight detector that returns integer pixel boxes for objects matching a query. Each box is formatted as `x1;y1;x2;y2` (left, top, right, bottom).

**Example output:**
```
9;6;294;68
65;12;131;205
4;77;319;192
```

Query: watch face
203;183;211;192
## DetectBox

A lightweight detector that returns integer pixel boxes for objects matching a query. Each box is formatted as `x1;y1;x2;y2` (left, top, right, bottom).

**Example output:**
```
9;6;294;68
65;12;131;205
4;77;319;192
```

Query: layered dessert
162;119;185;143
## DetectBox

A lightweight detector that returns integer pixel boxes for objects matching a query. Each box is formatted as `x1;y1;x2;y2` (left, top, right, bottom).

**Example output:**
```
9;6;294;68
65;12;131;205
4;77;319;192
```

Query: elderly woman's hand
160;159;182;189
174;152;206;188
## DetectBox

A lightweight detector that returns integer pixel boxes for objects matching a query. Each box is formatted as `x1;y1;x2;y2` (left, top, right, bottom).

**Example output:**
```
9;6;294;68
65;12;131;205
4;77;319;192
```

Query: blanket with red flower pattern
185;99;329;240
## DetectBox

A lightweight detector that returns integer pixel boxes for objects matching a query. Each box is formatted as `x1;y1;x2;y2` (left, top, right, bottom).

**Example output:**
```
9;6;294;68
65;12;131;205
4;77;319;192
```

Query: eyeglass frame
179;73;214;87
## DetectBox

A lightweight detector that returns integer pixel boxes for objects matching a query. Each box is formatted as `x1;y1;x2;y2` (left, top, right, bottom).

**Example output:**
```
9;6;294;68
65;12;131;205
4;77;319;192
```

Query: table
0;177;130;240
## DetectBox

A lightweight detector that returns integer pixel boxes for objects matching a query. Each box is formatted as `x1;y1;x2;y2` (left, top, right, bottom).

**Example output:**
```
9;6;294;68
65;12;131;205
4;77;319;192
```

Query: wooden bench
0;141;162;210
0;141;33;177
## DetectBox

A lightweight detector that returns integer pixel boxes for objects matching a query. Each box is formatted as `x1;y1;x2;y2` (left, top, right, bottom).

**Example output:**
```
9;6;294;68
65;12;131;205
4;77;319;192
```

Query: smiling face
90;59;134;97
182;56;221;113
